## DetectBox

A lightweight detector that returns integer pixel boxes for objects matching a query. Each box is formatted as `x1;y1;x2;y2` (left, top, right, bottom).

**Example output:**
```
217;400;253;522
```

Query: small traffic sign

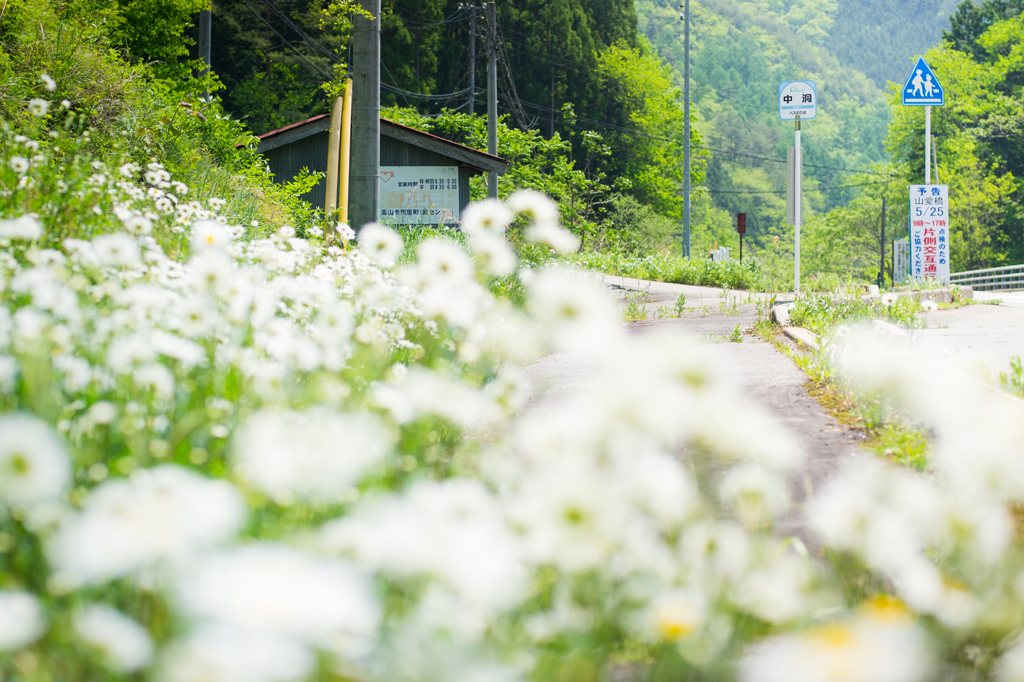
778;81;817;120
902;57;944;106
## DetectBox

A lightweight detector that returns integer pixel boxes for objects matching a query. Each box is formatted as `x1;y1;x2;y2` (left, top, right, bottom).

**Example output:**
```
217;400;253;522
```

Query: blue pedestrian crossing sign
902;57;944;106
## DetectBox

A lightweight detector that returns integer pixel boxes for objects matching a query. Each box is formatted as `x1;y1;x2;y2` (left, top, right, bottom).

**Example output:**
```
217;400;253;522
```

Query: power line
234;1;893;183
494;16;537;129
382;82;473;100
390;5;468;27
238;0;334;80
260;0;338;62
705;179;900;195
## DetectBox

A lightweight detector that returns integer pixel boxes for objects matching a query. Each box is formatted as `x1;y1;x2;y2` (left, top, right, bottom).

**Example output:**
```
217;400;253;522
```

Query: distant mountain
828;0;960;88
636;0;959;242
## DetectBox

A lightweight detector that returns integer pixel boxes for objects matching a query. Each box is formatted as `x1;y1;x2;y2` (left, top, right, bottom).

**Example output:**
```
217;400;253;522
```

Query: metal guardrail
950;264;1024;292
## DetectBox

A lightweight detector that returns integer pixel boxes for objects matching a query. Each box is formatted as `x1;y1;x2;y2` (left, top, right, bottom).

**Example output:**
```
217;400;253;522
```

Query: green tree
114;0;210;80
944;0;1024;58
595;38;707;219
886;15;1022;270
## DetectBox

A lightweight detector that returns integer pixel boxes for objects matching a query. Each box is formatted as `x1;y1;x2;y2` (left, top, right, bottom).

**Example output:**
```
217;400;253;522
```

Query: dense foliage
884;3;1023;271
14;3;1024;682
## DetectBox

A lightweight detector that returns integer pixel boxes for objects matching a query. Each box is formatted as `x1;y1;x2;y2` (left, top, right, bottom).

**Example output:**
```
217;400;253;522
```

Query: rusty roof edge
256;114;330;141
379;119;507;165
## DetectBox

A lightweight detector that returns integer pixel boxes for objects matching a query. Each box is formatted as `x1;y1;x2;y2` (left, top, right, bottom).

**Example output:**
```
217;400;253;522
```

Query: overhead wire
260;0;338;62
704;178;901;194
381;82;473;100
493;14;537;129
238;0;335;80
235;1;895;187
390;5;468;27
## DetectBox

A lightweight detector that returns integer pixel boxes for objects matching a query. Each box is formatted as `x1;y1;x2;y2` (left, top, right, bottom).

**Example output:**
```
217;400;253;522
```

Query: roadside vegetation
8;2;1024;682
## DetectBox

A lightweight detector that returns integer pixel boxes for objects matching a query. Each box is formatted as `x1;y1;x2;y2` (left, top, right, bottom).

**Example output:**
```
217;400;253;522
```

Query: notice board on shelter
379;166;460;225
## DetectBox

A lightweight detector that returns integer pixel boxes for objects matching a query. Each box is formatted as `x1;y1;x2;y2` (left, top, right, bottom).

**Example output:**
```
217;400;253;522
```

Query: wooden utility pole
325;95;344;235
351;0;381;229
339;78;354;226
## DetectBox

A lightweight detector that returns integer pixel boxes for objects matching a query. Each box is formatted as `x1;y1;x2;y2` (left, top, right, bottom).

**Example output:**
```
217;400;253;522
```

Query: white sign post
901;57;944;184
379;166;460;225
894;238;910;284
780;81;816;294
909;184;950;283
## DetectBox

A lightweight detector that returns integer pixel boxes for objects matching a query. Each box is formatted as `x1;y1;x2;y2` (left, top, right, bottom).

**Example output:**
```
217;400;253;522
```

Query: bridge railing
950;264;1024;292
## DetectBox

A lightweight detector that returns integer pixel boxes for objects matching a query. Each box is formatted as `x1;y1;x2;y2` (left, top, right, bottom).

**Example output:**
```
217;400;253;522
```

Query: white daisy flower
93;233;141;267
73;605;153;672
461;198;513;236
49;466;246;586
357;223;403;267
0;591;46;651
232;408;392;504
9;156;29;173
28;98;49;117
0;413;70;508
0;215;42;240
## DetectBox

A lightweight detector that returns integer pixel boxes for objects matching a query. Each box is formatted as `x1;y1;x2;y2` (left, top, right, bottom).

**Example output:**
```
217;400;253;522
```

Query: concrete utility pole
351;0;381;229
468;4;476;116
199;5;212;101
486;1;498;198
680;0;691;259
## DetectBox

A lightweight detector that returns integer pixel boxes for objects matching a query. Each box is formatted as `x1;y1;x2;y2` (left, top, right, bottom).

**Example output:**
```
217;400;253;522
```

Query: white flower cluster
2;129;1023;682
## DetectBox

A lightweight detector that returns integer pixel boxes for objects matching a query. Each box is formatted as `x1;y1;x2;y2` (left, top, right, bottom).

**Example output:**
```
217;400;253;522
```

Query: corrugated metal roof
255;115;508;173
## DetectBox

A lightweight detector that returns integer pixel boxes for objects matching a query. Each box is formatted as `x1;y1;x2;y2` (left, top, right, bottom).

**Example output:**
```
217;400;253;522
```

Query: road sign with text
909;184;950;283
778;81;817;120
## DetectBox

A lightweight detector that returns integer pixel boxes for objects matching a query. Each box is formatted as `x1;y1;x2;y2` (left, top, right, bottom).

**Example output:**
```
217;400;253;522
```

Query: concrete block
783;326;819;351
771;303;794;326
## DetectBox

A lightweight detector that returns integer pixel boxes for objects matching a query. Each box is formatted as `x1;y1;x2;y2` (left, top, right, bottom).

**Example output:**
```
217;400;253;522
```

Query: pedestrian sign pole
901;57;944;184
779;80;816;295
901;57;946;282
925;106;931;185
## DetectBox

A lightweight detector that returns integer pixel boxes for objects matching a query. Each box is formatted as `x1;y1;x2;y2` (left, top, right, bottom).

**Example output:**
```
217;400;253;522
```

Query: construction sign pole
736;212;746;265
925;105;931;185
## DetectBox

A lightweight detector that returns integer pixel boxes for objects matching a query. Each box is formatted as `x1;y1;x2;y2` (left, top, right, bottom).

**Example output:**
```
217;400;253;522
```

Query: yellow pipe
324;95;344;238
338;78;354;228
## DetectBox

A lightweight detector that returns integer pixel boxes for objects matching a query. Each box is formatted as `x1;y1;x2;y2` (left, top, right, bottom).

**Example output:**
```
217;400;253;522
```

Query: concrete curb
769;287;974;352
769;302;821;350
858;286;973;305
783;326;819;350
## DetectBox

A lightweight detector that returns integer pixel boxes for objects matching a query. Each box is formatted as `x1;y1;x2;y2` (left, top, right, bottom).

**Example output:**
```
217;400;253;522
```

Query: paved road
918;294;1024;380
524;283;867;535
604;274;783;319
